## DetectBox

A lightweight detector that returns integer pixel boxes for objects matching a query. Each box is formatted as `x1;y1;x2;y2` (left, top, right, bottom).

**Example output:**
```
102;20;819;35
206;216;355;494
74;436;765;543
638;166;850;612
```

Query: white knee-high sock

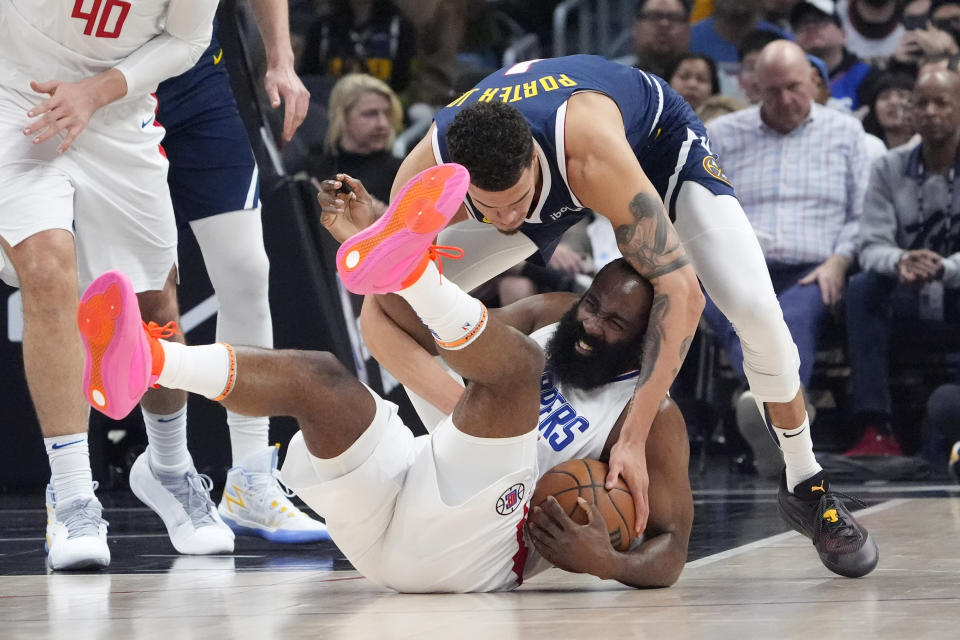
396;260;487;350
45;433;95;504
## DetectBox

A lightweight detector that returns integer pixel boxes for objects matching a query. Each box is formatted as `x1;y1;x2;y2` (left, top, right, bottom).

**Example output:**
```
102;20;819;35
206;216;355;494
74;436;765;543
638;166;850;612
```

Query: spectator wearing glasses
632;0;693;80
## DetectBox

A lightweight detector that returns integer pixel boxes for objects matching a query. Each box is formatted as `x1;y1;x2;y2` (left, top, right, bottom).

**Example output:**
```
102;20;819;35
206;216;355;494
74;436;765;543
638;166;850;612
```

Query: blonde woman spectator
308;73;404;210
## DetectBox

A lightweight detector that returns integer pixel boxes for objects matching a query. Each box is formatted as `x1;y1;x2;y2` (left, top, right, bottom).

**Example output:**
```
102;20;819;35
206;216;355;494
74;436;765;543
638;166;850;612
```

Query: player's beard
544;305;643;391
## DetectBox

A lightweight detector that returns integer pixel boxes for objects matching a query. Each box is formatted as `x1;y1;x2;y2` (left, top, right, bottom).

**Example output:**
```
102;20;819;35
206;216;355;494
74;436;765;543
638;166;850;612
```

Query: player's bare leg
4;230;108;569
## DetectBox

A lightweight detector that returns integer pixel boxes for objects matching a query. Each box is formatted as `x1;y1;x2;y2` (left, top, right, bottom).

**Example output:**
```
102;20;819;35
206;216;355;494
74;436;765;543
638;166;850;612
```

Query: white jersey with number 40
0;0;216;99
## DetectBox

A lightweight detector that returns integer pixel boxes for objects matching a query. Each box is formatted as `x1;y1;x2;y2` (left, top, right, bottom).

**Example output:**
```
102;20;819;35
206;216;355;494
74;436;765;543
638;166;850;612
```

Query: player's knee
297;350;352;387
725;293;783;340
11;237;76;292
512;334;546;389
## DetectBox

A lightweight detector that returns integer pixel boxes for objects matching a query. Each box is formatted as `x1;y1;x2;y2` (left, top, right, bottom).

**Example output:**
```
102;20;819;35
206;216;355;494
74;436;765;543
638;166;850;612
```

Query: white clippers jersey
529;323;640;477
0;1;215;98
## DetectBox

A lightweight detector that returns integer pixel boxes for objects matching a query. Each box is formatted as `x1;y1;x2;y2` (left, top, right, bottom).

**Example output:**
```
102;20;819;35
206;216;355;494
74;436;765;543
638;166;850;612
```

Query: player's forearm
84;68;129;110
114;0;217;96
602;531;688;588
621;271;703;444
248;0;295;67
360;296;464;414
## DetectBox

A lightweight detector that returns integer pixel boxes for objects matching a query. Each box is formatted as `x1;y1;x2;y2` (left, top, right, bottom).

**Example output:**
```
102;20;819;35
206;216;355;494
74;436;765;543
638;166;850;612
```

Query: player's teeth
578;340;592;351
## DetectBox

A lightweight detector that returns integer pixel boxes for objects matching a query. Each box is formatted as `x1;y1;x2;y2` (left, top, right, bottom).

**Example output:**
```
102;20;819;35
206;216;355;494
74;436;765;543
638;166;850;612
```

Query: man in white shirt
0;0;228;570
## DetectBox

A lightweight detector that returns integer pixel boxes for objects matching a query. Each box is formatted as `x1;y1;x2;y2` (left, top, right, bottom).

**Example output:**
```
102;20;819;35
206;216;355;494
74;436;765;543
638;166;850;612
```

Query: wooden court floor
2;487;958;640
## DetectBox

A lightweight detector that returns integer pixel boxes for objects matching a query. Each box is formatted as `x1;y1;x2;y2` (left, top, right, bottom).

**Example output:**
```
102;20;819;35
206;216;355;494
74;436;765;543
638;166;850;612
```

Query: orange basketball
530;458;635;551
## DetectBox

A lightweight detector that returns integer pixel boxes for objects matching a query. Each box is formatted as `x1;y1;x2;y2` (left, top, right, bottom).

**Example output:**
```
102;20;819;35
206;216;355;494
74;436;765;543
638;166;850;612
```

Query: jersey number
71;0;130;39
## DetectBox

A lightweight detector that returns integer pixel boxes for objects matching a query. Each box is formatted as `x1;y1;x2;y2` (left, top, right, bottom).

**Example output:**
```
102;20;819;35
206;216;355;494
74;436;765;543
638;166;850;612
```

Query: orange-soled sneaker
336;163;470;295
78;271;174;420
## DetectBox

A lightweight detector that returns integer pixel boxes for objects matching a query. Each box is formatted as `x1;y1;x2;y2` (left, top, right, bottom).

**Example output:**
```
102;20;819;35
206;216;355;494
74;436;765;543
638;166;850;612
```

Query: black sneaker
777;471;879;578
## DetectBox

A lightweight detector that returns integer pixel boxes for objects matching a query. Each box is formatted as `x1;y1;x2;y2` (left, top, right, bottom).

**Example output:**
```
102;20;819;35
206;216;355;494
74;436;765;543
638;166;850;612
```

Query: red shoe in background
843;426;903;457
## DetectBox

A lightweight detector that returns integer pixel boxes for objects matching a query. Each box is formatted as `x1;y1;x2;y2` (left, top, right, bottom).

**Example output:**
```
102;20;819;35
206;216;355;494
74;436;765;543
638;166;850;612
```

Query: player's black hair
445;101;535;191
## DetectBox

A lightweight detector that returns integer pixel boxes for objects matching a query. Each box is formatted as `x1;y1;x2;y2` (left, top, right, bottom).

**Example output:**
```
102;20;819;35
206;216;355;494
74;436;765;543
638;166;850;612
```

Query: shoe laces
57;498;106;540
244;469;305;520
426;245;464;278
143;320;181;340
814;490;868;548
163;470;218;527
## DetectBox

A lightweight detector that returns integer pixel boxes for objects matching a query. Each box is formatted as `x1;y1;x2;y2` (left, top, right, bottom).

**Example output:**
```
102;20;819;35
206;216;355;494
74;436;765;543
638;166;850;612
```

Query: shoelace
144;320;181;340
58;498;106;540
163;471;218;527
814;491;868;545
426;245;464;278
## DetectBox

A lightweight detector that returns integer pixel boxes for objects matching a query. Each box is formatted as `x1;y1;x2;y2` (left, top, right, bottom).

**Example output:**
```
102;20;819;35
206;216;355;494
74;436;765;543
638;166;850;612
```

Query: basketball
530;458;635;551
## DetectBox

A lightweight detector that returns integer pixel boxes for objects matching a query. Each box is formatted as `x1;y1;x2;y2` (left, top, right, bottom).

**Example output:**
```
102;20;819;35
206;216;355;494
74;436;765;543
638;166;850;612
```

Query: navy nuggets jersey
156;19;259;223
432;55;734;263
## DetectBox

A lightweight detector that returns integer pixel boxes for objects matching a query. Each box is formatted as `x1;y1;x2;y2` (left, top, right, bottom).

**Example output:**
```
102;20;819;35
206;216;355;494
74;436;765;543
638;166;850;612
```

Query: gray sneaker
45;484;110;570
129;449;234;555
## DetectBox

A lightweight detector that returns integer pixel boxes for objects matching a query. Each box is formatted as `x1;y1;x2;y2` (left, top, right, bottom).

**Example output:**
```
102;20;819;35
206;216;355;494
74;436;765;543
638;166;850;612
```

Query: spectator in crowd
837;0;905;62
668;54;722;110
706;40;868;477
696;94;747;121
738;29;786;102
632;0;694;79
844;68;960;456
792;0;875;110
690;0;791;96
298;0;416;96
890;0;959;76
764;0;803;30
931;0;960;48
307;74;404;210
861;72;918;149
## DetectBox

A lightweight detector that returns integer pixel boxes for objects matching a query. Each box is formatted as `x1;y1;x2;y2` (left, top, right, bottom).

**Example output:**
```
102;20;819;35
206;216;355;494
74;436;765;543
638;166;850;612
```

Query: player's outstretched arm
527;398;693;588
564;92;703;537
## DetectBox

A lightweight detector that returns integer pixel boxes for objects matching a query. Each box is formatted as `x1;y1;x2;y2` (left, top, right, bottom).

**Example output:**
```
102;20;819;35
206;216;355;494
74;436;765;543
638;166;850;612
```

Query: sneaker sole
219;512;331;544
336;163;470;295
78;271;151;420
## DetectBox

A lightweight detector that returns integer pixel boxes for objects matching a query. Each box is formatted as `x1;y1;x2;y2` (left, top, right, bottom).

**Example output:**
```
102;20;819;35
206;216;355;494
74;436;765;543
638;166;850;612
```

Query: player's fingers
541;496;570;527
339;173;371;199
30;80;59;96
32;114;68;144
56;125;81;154
633;495;649;535
266;81;281;109
604;463;622;490
292;88;309;133
575;497;600;525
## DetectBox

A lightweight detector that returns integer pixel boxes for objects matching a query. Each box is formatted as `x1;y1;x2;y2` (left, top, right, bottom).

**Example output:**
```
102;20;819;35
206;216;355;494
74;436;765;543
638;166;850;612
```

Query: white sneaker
45;484;110;570
219;445;329;543
129;448;235;555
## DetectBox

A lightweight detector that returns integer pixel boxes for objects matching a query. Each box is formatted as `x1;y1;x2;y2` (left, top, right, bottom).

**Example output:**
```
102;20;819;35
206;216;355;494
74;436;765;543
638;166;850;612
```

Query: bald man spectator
705;40;870;476
844;69;960;457
632;0;693;79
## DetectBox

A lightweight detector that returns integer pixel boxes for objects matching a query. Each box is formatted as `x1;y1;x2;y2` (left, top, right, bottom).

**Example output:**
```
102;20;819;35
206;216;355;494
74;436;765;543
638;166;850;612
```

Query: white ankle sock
143;407;192;474
396;260;486;350
773;414;823;492
45;434;94;504
228;411;269;467
157;341;234;399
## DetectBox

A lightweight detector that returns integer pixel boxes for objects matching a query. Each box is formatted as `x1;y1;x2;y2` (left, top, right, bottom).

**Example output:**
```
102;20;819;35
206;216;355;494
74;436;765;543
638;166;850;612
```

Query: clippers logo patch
702;156;732;186
496;483;525;516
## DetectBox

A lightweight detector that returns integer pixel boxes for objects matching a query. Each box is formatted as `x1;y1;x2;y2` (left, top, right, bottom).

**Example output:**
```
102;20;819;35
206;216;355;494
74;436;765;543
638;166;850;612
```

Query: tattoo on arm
614;193;690;279
678;336;693;360
635;293;668;389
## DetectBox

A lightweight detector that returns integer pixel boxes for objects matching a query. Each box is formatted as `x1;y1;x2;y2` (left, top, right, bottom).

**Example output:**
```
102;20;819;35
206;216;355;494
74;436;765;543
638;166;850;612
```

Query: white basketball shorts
0;84;177;291
282;388;540;593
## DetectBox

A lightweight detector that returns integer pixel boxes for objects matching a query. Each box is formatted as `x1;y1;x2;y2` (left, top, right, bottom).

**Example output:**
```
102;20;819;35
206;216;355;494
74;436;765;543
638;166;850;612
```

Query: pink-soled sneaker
336;163;470;295
77;271;163;420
